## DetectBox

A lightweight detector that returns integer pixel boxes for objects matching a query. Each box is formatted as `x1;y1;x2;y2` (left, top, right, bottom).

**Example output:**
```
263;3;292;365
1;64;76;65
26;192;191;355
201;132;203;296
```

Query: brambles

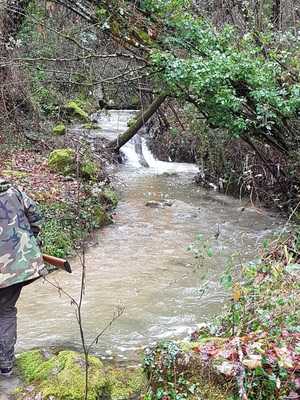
144;234;300;400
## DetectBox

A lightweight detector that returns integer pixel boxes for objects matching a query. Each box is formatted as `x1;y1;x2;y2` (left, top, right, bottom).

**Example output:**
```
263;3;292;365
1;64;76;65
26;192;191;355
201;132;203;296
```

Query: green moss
16;350;50;382
100;189;118;208
93;205;112;226
83;123;99;129
17;350;106;400
106;367;145;400
66;100;89;121
81;161;99;181
48;148;75;175
135;29;152;44
53;123;66;135
127;117;137;127
48;149;100;180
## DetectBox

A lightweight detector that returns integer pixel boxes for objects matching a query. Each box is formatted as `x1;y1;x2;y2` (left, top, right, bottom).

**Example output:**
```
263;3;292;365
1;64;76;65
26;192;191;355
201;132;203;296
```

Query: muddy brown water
16;111;282;363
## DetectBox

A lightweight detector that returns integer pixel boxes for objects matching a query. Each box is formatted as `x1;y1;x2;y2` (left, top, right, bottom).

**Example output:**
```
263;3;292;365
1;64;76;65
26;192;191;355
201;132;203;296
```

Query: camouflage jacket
0;181;44;289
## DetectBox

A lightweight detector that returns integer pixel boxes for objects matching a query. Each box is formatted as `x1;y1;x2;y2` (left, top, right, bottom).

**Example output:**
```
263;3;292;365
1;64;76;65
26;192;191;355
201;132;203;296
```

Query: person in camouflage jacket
0;179;46;376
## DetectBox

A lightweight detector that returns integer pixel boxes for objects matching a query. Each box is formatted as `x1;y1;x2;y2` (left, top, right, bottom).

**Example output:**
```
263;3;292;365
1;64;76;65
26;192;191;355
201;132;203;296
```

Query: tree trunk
0;0;32;133
271;0;281;29
107;94;167;152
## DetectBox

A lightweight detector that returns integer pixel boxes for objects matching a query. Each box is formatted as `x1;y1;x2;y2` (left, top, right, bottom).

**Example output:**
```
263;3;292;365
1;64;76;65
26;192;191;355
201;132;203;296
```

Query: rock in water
145;200;173;208
145;200;162;208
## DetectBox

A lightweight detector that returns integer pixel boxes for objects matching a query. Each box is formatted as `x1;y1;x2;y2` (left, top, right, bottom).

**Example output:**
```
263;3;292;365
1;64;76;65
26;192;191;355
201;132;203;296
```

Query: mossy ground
15;350;145;400
105;367;146;400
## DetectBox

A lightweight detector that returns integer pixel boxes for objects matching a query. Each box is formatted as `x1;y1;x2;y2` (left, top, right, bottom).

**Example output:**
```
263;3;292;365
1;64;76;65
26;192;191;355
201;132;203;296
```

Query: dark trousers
0;284;22;369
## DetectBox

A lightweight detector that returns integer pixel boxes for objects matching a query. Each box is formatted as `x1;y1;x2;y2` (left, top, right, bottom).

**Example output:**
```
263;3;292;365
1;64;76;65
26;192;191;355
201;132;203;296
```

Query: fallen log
107;93;167;152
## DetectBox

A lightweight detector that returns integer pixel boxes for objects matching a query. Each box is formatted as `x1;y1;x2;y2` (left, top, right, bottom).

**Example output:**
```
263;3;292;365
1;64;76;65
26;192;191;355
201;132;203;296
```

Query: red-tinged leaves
0;150;84;204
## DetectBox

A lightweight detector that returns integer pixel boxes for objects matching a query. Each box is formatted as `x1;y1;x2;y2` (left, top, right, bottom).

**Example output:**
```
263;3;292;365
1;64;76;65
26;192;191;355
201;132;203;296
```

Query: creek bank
146;100;300;217
0;113;119;258
143;234;300;400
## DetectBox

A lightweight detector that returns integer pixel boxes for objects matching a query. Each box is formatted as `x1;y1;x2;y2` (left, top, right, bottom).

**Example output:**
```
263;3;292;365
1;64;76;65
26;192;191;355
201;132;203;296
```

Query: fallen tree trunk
107;94;167;152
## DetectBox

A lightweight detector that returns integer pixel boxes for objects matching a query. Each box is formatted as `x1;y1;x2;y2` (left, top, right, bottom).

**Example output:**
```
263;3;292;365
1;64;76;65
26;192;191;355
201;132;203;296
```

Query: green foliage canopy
142;5;300;150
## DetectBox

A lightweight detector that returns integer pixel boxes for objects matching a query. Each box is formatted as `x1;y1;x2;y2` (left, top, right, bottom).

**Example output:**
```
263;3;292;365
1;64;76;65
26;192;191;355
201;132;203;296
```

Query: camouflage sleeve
21;191;42;238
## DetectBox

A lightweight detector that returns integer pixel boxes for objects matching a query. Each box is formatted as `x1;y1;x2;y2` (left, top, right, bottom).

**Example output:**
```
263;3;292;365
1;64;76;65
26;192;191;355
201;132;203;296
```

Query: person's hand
38;266;49;278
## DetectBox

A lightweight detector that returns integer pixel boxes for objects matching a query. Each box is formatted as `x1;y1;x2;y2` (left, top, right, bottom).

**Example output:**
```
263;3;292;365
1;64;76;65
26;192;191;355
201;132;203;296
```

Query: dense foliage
147;7;300;153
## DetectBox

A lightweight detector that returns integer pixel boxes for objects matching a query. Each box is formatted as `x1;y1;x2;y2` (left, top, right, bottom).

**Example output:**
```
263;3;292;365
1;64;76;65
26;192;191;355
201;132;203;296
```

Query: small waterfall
121;136;199;174
15;109;282;363
93;110;199;175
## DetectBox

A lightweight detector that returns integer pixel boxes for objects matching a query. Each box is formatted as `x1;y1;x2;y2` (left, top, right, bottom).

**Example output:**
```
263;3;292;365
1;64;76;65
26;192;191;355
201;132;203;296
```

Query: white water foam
94;110;199;175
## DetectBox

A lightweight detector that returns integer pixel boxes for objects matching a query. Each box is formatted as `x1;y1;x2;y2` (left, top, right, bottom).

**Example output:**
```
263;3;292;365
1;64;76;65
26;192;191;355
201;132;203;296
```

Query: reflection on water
17;111;281;362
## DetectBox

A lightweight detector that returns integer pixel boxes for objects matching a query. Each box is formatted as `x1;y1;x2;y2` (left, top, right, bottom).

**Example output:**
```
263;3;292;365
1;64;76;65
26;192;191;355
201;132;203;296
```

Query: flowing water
16;111;282;362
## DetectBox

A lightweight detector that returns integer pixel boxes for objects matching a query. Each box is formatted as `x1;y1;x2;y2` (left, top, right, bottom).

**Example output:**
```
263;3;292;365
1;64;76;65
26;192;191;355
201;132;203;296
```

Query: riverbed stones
145;200;174;208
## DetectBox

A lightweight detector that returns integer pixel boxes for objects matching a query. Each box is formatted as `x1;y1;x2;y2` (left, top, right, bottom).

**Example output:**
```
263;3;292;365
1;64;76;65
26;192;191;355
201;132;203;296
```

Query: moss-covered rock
48;148;75;175
82;123;99;130
106;367;145;400
81;160;99;181
53;123;66;135
99;189;118;209
48;149;100;181
15;350;146;400
16;350;106;400
66;100;89;121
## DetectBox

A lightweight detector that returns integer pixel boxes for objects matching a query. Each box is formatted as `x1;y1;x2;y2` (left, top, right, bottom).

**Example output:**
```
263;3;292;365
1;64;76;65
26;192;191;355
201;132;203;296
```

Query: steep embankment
0;102;118;258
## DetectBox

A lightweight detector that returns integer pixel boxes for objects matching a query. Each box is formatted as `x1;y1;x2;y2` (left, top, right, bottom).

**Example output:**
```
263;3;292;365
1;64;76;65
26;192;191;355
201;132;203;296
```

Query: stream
16;111;281;362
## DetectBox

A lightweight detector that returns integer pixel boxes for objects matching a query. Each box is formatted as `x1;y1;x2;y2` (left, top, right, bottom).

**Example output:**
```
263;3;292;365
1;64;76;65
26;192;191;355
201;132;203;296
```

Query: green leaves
149;12;300;142
220;272;233;290
286;263;300;274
